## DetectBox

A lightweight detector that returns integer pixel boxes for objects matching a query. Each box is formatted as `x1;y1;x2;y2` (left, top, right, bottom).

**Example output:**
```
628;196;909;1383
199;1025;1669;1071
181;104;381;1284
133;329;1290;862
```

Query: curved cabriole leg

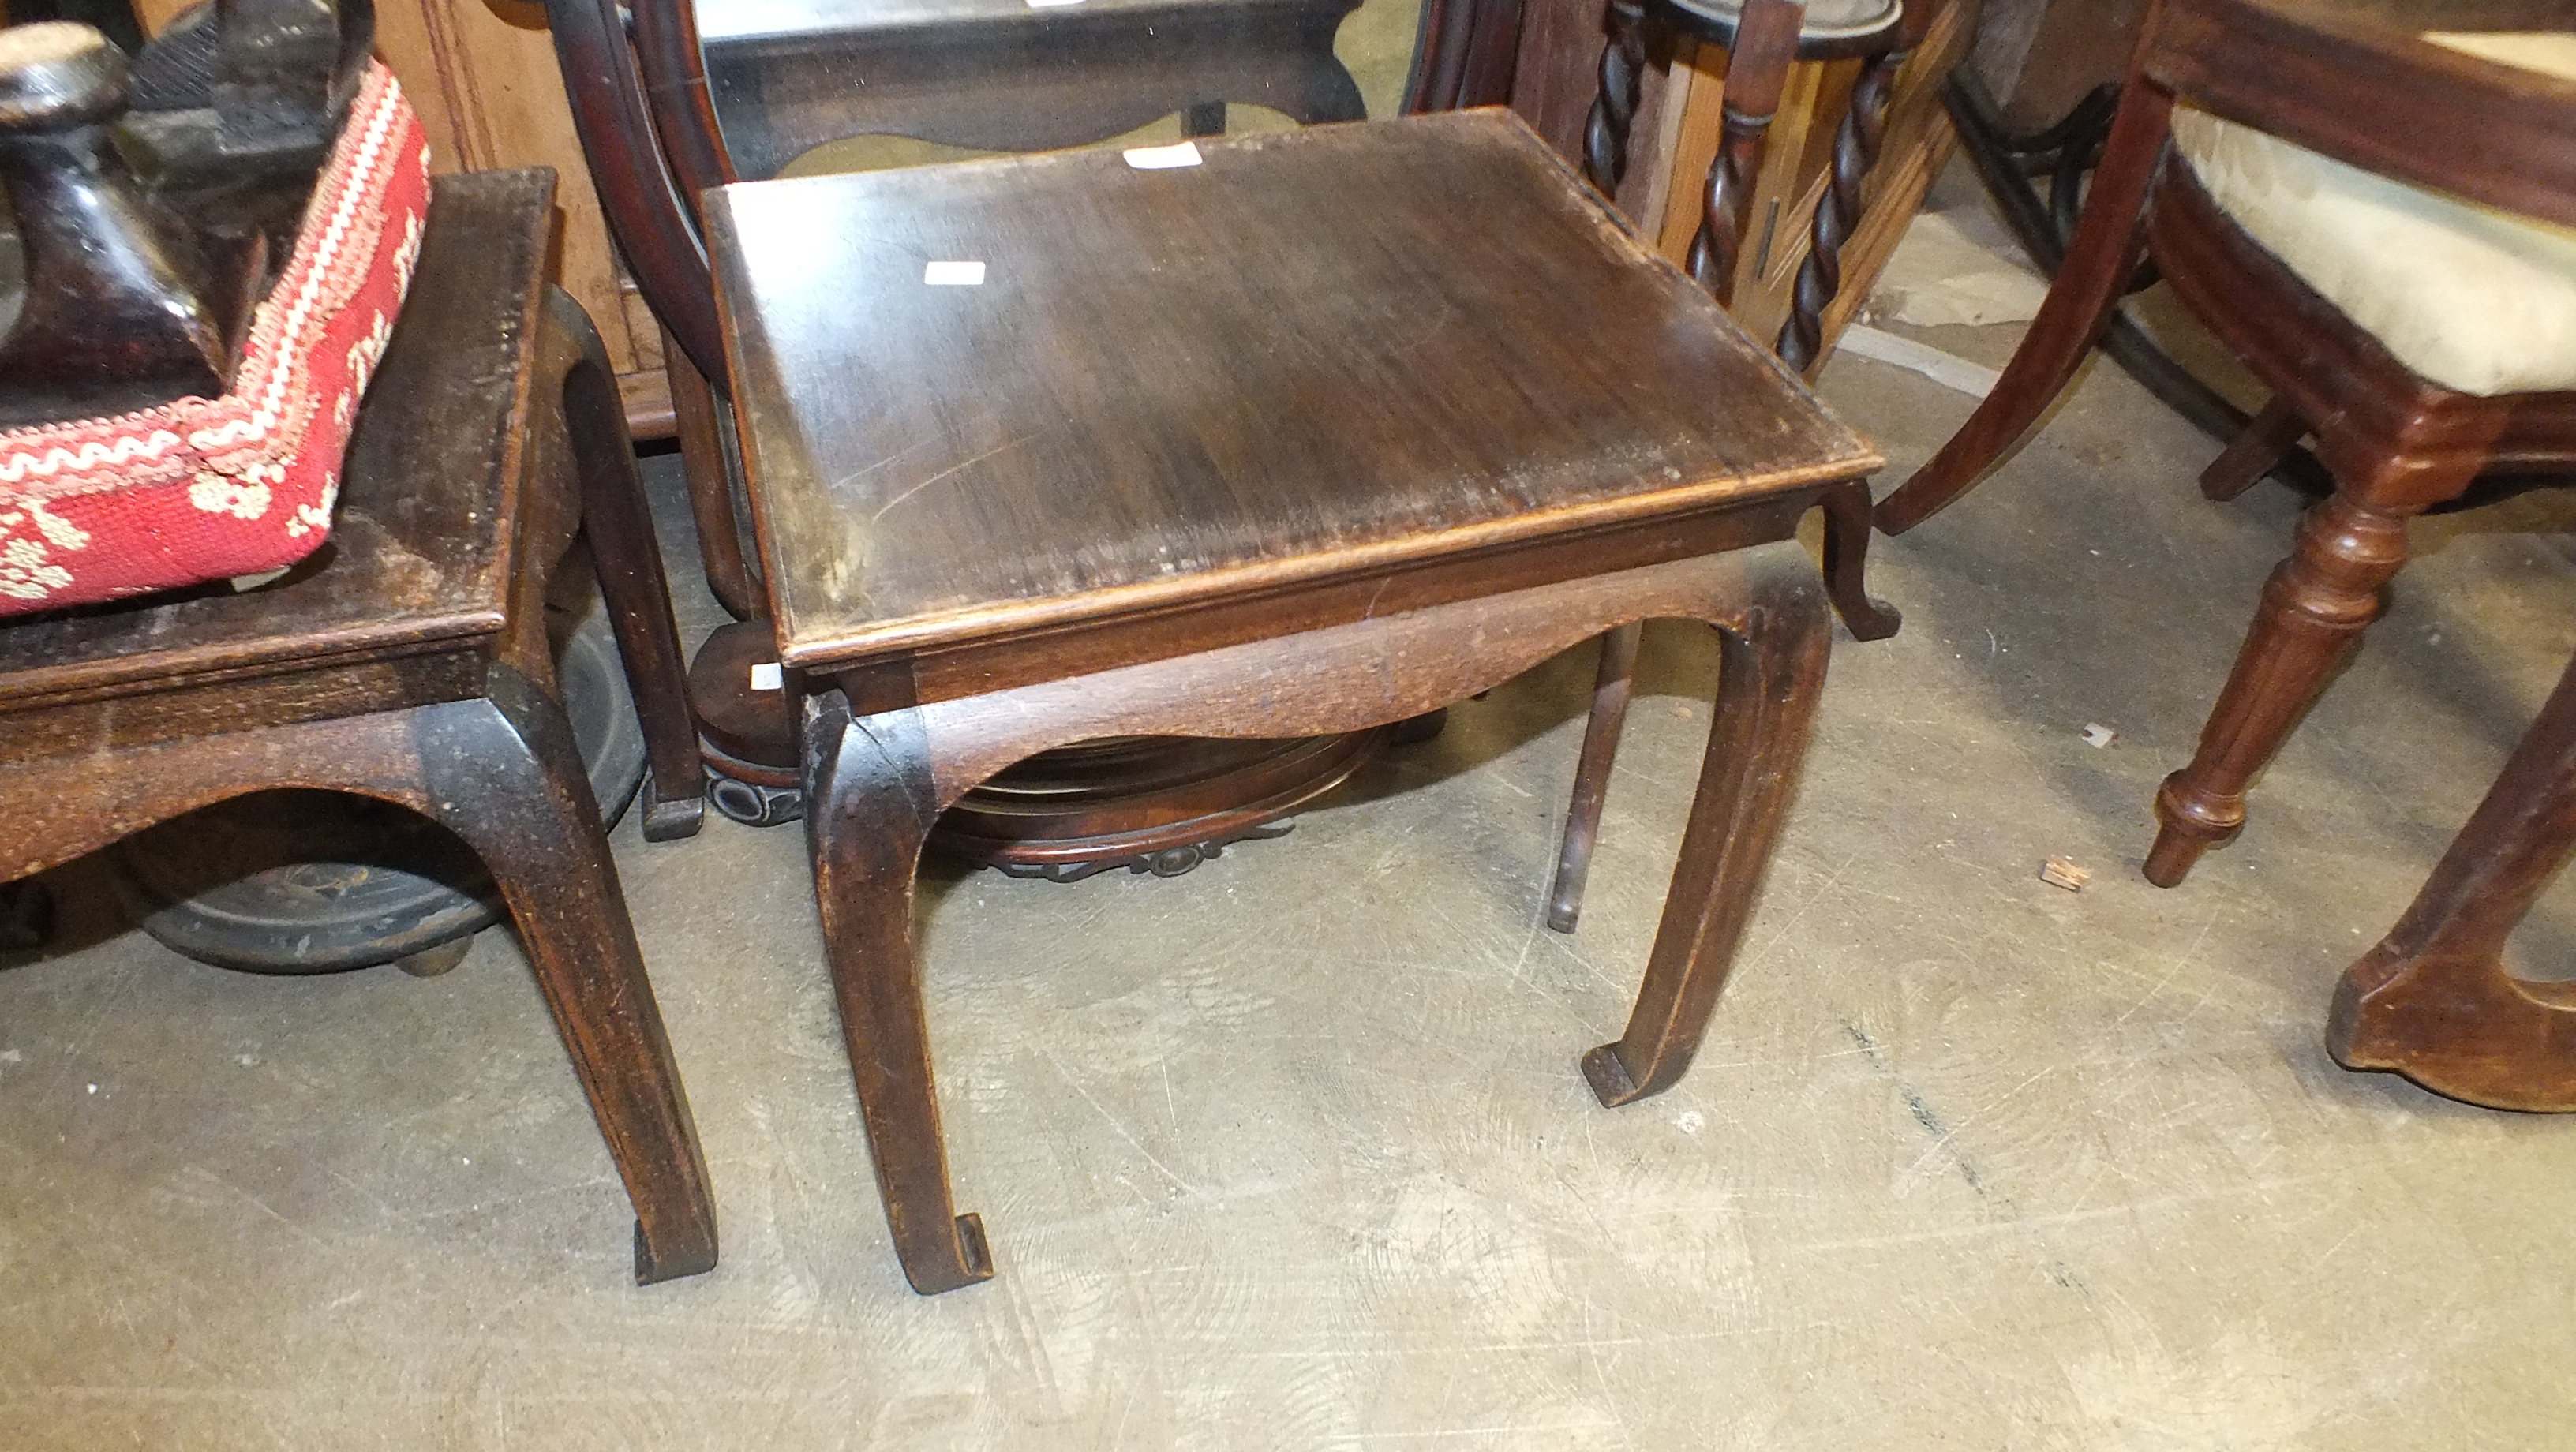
1583;549;1832;1106
1873;80;2177;535
804;689;994;1296
416;668;720;1284
1685;0;1803;305
543;288;707;842
1548;621;1642;934
1819;480;1901;640
2328;649;2576;1110
2145;492;2411;887
1582;0;1648;194
1778;47;1903;372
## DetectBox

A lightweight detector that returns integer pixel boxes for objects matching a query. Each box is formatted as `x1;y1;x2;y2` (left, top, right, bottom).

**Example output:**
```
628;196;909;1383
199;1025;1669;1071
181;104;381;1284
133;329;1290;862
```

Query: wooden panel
1506;0;1611;160
363;0;674;435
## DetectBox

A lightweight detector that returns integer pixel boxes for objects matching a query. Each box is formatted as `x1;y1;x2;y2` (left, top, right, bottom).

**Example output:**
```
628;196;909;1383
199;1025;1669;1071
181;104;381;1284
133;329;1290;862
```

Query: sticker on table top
1123;140;1204;170
750;662;784;691
1027;0;1085;7
923;260;987;286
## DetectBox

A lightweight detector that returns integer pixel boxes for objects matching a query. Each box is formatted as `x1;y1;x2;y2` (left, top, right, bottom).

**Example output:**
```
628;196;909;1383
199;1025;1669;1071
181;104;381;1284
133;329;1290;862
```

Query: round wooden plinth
689;619;1387;874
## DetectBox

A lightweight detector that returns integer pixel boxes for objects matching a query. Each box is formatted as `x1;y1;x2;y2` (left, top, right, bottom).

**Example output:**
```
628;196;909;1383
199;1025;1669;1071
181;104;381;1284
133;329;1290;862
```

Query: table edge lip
774;460;1879;671
0;611;507;713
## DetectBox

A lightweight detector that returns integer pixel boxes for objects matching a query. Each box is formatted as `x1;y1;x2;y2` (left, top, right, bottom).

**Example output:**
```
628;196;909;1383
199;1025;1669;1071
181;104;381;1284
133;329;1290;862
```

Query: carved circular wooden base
688;619;1401;875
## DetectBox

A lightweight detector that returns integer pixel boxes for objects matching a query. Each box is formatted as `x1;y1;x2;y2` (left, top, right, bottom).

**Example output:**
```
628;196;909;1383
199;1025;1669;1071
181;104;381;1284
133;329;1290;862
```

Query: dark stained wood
2154;0;2576;232
1580;0;1915;329
664;322;758;621
1409;0;1531;113
2198;395;2308;503
1546;619;1641;932
545;0;1533;874
1515;0;1624;163
1582;0;1647;192
709;111;1876;673
1870;65;2169;535
1778;0;1935;371
712;107;1879;1290
802;544;1835;1291
702;0;1373;178
541;0;724;384
2327;644;2576;1112
1872;0;2576;891
0;172;719;1282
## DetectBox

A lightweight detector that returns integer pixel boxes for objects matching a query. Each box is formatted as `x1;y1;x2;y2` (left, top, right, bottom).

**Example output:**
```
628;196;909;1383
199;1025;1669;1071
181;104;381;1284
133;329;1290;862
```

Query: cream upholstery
2168;32;2576;398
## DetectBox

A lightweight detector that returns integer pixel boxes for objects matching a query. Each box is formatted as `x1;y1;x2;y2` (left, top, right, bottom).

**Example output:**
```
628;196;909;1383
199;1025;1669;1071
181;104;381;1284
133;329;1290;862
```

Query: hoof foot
1581;1043;1645;1107
905;1214;997;1296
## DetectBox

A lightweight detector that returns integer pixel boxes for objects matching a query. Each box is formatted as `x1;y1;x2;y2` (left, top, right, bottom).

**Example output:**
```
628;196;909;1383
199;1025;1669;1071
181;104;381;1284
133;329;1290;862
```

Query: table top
0;171;552;709
708;109;1878;671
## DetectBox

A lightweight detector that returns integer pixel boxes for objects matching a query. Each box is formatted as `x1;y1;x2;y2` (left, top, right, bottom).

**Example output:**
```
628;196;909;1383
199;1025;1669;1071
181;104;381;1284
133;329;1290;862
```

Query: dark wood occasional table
0;171;719;1282
709;109;1885;1292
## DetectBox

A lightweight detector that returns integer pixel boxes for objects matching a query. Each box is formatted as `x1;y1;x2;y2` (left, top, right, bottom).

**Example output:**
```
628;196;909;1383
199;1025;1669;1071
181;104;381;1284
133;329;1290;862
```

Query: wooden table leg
1582;544;1831;1106
803;687;995;1296
415;667;722;1282
1820;479;1902;641
543;288;708;843
0;679;724;1285
1548;621;1643;934
2327;647;2576;1111
799;543;1839;1292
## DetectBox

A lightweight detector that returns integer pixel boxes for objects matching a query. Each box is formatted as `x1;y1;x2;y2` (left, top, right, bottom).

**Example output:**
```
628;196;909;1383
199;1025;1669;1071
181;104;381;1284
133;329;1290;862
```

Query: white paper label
923;260;987;286
750;662;784;690
1027;0;1086;7
1123;140;1204;170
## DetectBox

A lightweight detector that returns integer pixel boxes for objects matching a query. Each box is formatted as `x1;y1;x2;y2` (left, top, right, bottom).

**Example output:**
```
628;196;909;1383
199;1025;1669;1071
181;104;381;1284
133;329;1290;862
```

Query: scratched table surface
708;108;1874;668
5;180;2576;1446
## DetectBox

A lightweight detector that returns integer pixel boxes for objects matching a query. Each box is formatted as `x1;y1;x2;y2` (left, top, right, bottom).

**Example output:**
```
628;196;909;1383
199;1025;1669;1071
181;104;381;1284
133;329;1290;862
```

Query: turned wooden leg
2199;395;2308;502
1548;622;1643;934
2145;492;2411;886
1874;79;2177;534
1819;480;1901;640
1585;548;1832;1106
1687;0;1803;305
2328;647;2576;1110
803;688;994;1295
1582;0;1648;195
416;667;720;1284
546;290;706;842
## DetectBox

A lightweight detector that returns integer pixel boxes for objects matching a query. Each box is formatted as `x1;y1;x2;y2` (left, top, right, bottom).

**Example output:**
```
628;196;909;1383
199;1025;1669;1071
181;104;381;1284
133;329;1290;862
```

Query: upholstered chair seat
2169;33;2576;397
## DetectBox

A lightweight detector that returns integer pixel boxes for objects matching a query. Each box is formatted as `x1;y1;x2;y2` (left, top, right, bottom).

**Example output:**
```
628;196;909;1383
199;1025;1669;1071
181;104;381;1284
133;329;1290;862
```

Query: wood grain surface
709;107;1877;668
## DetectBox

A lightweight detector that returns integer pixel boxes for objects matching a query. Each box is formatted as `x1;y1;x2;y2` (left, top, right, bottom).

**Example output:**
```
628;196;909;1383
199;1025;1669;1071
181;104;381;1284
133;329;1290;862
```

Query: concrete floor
6;180;2576;1448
